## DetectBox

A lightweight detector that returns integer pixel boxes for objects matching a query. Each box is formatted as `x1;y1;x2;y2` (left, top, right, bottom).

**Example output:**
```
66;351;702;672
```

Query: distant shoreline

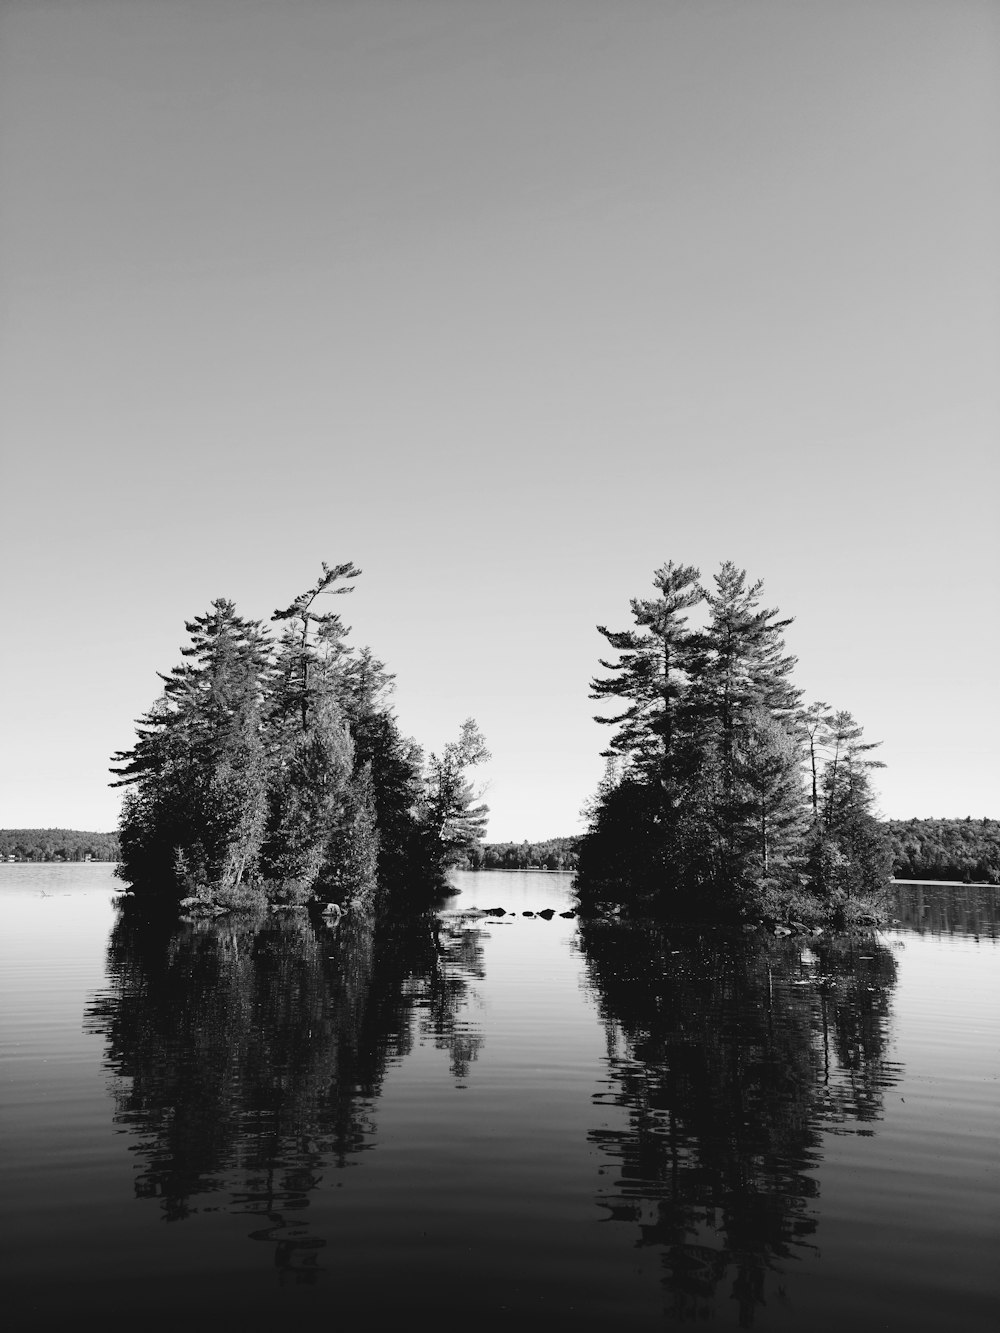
891;878;997;888
470;866;574;874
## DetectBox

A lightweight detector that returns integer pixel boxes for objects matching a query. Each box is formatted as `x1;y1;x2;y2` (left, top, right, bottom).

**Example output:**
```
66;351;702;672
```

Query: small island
110;562;489;916
575;560;893;928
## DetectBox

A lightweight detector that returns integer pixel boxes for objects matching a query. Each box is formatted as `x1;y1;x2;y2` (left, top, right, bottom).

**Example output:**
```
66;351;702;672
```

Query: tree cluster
110;564;489;910
578;560;892;923
0;828;120;862
888;817;1000;885
473;837;581;871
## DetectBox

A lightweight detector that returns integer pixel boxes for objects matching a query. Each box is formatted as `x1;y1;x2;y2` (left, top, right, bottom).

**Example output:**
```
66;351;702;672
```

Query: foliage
0;828;120;861
111;600;270;894
578;560;893;923
475;836;581;871
888;817;1000;884
110;566;488;910
410;719;491;889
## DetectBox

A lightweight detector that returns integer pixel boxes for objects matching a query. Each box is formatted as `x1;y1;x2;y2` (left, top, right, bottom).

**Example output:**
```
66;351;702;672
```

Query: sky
1;0;997;840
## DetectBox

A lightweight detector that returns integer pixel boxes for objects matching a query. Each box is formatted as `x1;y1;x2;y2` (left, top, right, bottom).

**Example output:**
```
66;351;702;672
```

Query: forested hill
472;838;581;871
888;818;1000;884
1;829;120;862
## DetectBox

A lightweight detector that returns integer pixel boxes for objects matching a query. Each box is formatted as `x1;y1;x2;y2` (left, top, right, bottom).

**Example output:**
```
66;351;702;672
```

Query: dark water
2;867;997;1331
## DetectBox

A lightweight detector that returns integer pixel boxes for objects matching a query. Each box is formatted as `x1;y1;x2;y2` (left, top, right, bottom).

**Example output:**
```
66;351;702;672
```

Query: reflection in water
83;885;915;1319
892;880;1000;938
85;899;484;1279
579;922;900;1326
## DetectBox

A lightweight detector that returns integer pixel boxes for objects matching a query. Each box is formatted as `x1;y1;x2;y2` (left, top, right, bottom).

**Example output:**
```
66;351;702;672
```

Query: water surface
2;866;997;1330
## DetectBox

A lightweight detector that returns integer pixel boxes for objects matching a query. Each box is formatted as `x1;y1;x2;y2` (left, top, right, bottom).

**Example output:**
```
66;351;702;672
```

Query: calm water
2;865;997;1331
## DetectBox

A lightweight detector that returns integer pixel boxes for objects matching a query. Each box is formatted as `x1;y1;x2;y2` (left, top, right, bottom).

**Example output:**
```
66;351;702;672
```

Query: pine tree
591;561;703;804
803;712;891;917
733;707;806;886
269;561;361;733
111;600;271;895
262;566;362;892
415;719;491;877
694;563;802;887
796;700;834;819
821;711;885;833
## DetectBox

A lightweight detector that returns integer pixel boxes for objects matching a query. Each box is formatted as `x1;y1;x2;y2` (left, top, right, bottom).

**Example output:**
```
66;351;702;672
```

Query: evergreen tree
820;711;885;834
580;560;891;923
262;565;362;893
348;707;423;894
322;759;380;907
111;600;271;895
804;710;892;917
414;719;491;879
733;706;806;888
260;694;355;889
319;640;424;897
697;562;800;759
694;563;802;888
269;561;360;733
591;561;703;804
585;563;706;895
796;700;834;818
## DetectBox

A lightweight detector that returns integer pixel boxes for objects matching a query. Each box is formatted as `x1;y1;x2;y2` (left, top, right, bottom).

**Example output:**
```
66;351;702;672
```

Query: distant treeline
888;818;1000;884
5;820;995;882
0;829;120;862
473;819;1000;882
470;837;581;871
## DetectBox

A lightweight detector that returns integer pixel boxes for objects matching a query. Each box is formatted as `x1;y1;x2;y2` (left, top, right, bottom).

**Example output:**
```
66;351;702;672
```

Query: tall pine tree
111;600;270;895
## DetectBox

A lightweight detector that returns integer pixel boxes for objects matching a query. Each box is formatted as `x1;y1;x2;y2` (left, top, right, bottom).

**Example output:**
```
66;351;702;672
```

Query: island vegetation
576;560;894;927
109;563;489;914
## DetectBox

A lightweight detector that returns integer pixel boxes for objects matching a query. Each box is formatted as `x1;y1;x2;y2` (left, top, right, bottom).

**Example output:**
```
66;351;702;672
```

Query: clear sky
1;0;997;839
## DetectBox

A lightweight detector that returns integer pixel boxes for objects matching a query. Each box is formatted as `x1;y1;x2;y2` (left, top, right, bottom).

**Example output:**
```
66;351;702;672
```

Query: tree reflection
579;921;900;1325
85;899;485;1278
892;881;1000;939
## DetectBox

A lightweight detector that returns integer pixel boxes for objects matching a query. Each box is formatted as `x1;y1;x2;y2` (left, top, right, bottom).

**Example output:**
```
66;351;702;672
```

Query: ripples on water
1;867;997;1330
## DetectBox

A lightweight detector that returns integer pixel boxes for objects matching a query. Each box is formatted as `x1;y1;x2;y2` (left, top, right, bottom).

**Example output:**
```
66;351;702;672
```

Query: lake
2;864;997;1331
